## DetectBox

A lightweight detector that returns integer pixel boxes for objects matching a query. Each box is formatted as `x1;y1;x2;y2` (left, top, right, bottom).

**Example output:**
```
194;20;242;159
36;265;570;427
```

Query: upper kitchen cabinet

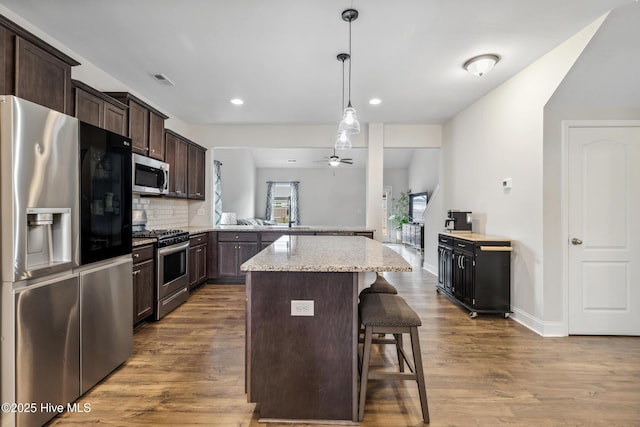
104;92;169;160
187;142;206;200
72;80;128;136
164;129;189;198
0;15;79;115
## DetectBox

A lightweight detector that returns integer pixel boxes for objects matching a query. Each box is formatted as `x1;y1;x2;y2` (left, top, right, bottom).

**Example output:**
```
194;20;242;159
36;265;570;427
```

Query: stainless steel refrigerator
1;95;81;427
0;96;133;427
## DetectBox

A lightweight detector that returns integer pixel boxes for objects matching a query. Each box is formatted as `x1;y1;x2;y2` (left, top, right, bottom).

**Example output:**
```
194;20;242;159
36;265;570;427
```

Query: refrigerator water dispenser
26;207;72;272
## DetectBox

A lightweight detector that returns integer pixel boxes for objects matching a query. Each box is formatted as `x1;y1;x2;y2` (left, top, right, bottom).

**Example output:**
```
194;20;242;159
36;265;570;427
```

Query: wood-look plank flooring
49;245;640;426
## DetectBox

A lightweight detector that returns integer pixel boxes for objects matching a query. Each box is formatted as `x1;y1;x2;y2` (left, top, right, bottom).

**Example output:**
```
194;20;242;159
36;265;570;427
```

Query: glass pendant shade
338;106;360;135
335;130;352;150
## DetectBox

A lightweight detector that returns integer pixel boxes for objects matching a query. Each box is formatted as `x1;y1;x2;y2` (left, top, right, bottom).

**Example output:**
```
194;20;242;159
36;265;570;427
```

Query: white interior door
568;126;640;335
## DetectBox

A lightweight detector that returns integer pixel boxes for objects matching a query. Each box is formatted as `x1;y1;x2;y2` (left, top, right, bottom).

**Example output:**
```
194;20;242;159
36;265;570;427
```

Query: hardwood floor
50;245;640;426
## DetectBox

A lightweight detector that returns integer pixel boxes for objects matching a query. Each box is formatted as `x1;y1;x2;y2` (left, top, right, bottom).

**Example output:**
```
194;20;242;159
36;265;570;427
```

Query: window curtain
290;181;299;225
264;181;275;221
213;160;222;225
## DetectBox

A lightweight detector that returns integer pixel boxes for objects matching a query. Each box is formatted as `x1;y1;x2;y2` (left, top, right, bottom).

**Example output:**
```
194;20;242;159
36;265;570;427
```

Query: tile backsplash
134;197;189;229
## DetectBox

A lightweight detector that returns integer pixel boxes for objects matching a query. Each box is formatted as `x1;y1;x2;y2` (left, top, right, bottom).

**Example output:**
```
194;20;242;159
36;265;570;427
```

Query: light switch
291;300;314;316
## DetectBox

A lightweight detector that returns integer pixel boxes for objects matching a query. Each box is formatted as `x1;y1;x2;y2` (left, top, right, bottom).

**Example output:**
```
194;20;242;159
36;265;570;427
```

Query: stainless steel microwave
132;153;169;195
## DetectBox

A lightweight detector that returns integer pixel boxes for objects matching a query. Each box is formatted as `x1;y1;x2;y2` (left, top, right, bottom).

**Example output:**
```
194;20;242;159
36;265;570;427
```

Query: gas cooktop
132;229;190;248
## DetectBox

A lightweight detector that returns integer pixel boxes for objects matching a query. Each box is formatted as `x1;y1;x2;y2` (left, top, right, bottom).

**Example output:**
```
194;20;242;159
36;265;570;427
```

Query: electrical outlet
197;208;205;216
291;300;314;316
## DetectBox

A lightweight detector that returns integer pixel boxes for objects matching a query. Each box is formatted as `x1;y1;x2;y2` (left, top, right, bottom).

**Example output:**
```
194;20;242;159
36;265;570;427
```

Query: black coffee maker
445;210;473;232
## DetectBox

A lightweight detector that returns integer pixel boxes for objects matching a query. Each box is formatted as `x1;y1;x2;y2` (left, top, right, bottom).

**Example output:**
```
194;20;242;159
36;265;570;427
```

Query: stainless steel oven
156;238;189;319
132;228;190;320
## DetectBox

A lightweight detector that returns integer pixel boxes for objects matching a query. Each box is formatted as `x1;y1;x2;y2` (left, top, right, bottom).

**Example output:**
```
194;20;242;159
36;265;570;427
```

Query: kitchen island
241;235;411;424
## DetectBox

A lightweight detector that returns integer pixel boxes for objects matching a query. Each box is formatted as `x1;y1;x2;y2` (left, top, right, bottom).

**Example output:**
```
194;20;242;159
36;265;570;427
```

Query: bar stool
358;293;430;423
358;273;399;362
359;273;398;297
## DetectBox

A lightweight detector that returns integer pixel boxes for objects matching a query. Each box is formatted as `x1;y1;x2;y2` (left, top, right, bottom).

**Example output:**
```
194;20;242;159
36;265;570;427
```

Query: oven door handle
157;241;190;256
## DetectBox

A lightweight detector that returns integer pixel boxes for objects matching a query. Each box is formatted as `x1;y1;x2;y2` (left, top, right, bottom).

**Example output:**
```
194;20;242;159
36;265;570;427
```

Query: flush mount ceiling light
337;8;360;137
230;98;244;105
369;98;382;105
335;53;352;150
463;54;500;77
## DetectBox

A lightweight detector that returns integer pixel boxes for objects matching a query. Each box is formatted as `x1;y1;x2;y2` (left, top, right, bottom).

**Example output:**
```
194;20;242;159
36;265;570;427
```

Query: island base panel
247;271;358;422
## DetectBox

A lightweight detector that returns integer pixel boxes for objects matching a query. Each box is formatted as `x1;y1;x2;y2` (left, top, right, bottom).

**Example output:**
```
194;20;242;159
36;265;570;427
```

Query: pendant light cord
342;57;346;110
347;18;352;107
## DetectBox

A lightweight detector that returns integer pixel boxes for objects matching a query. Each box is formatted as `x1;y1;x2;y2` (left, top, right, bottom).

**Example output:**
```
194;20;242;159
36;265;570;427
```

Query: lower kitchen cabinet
208;229;374;283
132;244;154;324
437;232;512;318
189;233;208;289
217;232;258;282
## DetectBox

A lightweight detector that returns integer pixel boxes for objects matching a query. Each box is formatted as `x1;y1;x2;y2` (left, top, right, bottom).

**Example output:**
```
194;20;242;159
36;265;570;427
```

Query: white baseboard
510;307;567;337
423;262;438;276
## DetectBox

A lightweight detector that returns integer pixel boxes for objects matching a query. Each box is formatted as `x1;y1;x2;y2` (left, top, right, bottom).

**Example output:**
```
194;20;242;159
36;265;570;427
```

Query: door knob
571;238;583;245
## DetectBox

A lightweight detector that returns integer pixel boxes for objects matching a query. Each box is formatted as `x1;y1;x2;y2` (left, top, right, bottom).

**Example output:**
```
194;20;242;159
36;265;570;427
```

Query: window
265;181;299;225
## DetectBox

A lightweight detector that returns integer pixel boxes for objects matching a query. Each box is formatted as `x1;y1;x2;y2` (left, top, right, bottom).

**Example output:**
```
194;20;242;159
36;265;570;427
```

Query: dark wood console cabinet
437;233;512;318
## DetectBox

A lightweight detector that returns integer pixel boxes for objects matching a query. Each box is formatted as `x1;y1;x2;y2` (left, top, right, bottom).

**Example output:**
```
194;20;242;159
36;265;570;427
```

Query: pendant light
337;9;360;136
335;53;352;149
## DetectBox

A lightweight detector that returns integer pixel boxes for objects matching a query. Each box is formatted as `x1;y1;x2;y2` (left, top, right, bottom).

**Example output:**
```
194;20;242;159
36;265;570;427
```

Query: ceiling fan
314;148;353;167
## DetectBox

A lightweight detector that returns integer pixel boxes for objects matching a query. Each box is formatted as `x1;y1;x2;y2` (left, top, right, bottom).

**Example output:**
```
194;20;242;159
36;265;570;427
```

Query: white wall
408;149;439;195
255;168;366;226
441;17;604;334
541;3;640;332
212;148;256;219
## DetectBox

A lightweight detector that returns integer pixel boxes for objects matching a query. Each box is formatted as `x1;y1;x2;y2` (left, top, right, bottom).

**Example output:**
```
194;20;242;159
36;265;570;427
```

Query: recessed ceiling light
151;73;175;86
369;98;382;105
230;98;244;105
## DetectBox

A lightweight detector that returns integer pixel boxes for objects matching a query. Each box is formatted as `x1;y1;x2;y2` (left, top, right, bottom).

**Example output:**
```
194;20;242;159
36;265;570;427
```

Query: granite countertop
132;237;156;247
132;226;375;247
439;231;511;242
206;225;375;232
240;235;412;273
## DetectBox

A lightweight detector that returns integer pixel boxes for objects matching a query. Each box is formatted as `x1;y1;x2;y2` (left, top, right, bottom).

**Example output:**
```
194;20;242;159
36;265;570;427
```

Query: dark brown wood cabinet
187;143;206;200
217;232;258;282
0;15;79;115
164;130;190;198
148;110;165;160
188;233;208;290
72;80;128;135
209;230;374;283
132;244;154;324
104;92;168;160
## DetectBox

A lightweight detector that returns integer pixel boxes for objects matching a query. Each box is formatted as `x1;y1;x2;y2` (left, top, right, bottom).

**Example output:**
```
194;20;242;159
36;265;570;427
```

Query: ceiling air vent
151;73;175;86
